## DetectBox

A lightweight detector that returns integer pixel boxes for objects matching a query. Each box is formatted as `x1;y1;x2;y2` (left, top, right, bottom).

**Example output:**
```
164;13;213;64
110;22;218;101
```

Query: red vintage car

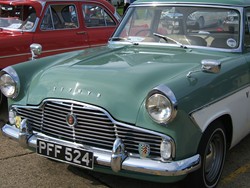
0;0;121;68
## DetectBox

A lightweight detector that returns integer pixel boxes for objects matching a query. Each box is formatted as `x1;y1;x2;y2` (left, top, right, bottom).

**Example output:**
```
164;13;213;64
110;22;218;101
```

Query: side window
41;4;78;30
82;4;116;27
62;5;78;28
245;9;250;47
185;9;240;49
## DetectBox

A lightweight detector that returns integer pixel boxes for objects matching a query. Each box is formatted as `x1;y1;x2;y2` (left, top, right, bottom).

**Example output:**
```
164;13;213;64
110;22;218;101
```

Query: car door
80;2;119;47
32;1;89;58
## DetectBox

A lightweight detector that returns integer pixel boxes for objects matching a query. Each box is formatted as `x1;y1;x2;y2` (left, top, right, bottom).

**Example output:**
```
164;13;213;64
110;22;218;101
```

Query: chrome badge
66;113;77;127
138;142;150;158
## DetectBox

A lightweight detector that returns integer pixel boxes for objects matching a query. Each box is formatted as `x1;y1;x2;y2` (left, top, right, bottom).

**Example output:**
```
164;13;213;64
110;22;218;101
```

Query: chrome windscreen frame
110;3;244;53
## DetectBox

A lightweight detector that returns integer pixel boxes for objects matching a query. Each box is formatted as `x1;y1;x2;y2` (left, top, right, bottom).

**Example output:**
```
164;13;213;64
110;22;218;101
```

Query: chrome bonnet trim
2;123;201;176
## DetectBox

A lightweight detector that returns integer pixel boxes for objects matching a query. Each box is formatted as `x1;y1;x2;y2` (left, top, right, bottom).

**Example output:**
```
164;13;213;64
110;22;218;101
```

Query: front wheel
0;94;8;123
187;122;227;188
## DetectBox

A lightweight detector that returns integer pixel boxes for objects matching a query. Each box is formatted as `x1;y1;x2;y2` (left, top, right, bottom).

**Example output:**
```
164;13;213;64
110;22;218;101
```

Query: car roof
0;0;116;15
133;0;250;7
0;0;112;4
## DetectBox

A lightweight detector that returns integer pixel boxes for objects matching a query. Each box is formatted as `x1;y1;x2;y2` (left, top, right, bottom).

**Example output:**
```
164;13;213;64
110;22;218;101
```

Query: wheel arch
206;115;233;150
186;114;231;187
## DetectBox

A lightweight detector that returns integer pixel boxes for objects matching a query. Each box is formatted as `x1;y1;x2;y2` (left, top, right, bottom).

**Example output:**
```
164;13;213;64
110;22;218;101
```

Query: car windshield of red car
0;4;37;30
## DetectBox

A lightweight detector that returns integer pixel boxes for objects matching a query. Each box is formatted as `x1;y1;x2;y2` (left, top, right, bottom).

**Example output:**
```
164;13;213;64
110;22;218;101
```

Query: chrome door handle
76;31;87;35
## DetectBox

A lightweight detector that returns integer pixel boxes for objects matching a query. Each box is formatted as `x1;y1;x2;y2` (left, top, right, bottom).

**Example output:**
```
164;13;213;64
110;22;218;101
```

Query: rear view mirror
30;43;42;60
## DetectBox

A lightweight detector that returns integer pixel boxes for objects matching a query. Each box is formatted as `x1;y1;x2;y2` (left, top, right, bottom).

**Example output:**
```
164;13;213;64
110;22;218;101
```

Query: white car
188;10;228;29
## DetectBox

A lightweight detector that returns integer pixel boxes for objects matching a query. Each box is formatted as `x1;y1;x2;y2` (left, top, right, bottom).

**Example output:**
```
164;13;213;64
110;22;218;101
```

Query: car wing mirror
187;59;221;78
201;59;221;73
30;43;42;60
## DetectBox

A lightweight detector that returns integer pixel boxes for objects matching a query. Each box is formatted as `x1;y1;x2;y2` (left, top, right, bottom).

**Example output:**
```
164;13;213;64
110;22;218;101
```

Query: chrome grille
14;100;163;156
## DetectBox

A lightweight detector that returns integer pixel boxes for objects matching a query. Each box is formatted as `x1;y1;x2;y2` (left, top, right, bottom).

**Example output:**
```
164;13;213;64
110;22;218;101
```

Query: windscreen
112;6;240;49
0;4;37;30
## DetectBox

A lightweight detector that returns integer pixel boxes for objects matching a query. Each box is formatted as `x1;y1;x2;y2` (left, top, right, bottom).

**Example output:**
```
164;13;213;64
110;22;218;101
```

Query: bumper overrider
1;119;201;177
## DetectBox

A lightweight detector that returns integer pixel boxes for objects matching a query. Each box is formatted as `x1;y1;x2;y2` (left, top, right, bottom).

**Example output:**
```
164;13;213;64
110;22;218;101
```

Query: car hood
0;29;22;36
26;45;227;124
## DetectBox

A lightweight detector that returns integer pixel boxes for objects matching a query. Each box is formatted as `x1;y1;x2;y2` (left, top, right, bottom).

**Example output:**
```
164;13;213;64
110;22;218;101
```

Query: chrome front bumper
1;122;201;177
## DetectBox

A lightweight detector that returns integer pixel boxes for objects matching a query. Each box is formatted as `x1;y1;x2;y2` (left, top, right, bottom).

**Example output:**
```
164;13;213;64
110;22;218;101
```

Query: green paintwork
5;0;250;183
9;44;249;160
11;46;244;123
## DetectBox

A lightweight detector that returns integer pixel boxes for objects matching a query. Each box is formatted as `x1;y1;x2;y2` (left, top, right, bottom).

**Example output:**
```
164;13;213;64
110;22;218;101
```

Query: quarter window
82;4;116;27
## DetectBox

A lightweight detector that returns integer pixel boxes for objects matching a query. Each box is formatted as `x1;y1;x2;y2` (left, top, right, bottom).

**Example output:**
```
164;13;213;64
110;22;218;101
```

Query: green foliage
117;6;123;16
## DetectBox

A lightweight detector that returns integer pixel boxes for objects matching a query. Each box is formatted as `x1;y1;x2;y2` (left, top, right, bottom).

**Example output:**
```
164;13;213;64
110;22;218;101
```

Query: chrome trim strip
153;84;178;109
32;44;102;53
0;45;90;60
2;124;201;176
0;52;31;59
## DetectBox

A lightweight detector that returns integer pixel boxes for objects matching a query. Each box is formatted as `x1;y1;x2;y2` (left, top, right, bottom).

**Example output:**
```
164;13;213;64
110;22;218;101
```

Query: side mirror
30;43;42;60
201;59;221;74
187;59;221;78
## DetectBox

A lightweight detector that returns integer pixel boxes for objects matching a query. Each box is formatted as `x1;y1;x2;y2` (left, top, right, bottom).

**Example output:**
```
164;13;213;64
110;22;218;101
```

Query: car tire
0;94;8;123
0;92;2;105
186;121;227;188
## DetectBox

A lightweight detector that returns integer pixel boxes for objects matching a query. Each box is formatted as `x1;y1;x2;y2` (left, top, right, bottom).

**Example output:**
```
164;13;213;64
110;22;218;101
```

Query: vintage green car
1;0;250;187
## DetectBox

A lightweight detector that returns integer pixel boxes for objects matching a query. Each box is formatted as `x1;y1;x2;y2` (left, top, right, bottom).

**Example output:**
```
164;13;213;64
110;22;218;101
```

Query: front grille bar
13;99;170;157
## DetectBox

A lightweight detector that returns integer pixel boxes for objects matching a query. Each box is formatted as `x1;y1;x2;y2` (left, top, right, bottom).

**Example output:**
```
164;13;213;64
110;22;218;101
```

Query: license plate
37;139;94;169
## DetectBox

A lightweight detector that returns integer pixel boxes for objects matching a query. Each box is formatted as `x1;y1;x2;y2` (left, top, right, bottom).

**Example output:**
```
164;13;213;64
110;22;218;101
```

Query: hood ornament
53;86;101;98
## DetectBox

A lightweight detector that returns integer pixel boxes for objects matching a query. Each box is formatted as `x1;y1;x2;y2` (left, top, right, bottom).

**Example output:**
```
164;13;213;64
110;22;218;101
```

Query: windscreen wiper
109;37;139;45
153;33;187;49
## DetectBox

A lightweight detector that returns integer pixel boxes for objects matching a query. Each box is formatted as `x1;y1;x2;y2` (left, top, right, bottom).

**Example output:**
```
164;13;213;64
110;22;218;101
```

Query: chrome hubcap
204;131;225;182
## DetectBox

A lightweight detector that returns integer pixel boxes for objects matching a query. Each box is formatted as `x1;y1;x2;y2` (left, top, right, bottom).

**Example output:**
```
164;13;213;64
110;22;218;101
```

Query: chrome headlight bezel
0;67;20;99
146;85;177;125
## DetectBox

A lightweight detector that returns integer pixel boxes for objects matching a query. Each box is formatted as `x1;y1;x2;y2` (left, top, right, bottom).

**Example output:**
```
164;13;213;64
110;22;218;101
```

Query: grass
116;5;124;16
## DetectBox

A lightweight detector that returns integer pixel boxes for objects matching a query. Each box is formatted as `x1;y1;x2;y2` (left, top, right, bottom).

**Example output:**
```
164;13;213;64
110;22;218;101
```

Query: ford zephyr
1;0;250;187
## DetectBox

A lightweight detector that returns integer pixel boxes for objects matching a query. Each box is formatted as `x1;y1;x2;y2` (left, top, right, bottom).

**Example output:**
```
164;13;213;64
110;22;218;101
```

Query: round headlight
146;85;177;124
0;73;18;98
146;93;173;124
